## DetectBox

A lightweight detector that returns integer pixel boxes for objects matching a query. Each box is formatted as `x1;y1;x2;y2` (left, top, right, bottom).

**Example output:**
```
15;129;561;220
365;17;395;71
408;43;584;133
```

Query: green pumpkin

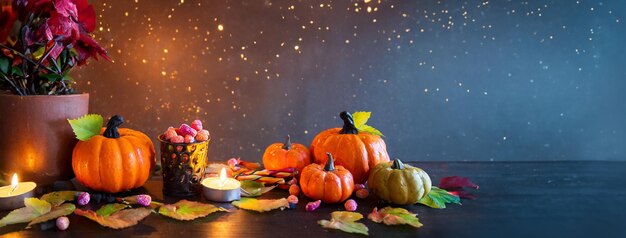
368;159;432;205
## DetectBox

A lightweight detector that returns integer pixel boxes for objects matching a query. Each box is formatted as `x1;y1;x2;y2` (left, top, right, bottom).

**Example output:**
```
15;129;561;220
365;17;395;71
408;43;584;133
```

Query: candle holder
159;135;210;198
0;181;36;210
201;177;241;202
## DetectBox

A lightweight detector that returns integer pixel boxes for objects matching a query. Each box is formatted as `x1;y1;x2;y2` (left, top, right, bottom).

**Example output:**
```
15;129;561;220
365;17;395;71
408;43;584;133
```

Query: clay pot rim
0;93;89;98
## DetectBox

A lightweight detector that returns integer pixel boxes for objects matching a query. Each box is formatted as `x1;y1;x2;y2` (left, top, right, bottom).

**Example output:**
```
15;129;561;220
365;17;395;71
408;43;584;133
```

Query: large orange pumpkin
72;115;155;193
310;111;390;183
262;135;311;174
300;153;354;203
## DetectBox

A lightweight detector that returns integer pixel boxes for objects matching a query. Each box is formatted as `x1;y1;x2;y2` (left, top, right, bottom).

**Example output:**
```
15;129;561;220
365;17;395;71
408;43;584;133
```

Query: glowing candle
202;168;241;202
0;173;37;210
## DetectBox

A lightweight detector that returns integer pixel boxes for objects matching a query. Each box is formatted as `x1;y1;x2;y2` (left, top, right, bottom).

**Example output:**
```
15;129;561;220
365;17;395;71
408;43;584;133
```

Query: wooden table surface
1;161;625;238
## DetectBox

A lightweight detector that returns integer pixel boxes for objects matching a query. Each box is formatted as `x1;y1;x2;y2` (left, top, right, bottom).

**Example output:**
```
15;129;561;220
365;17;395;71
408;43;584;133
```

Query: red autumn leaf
439;176;479;200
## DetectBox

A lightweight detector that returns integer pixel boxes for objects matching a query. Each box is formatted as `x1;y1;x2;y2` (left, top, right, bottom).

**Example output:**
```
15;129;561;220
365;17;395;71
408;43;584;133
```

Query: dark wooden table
2;161;626;238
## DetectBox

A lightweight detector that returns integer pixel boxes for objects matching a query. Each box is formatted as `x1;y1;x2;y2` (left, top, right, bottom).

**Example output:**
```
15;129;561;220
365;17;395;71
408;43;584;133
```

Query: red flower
73;0;95;32
74;33;109;65
48;10;80;43
53;0;77;19
0;2;17;44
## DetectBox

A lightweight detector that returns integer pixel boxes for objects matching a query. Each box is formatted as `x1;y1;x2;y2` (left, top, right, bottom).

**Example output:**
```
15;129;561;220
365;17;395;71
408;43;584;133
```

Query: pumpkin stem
283;135;292;150
324;152;335;172
103;115;124;139
391;159;405;170
339;111;358;135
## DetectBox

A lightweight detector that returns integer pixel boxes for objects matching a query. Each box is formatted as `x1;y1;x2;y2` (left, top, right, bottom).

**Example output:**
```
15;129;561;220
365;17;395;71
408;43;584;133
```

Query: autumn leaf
96;204;130;216
439;176;479;200
418;186;461;209
231;198;289;212
158;200;228;221
352;111;384;137
74;208;152;229
240;181;276;197
26;203;75;229
368;207;422;228
67;114;103;141
318;211;369;235
40;191;80;206
0;198;52;227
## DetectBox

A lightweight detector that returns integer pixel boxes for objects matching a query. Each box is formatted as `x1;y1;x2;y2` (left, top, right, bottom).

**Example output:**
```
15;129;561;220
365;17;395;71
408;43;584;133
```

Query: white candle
201;168;241;202
0;173;37;210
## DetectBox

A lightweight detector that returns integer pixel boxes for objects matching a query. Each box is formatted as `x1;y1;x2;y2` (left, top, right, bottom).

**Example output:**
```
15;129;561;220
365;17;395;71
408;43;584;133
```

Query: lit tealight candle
0;173;37;210
201;168;241;202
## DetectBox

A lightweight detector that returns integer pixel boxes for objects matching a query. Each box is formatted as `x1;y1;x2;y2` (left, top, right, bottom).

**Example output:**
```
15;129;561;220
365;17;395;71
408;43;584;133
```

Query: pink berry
76;192;90;206
195;132;209;142
184;135;195;143
56;216;70;230
356;189;369;199
354;184;366;190
287;195;298;209
170;135;184;143
136;194;152;207
227;158;239;168
344;199;357;211
191;120;203;131
163;129;177;141
289;184;300;196
287;177;298;186
178;124;197;137
305;200;321;212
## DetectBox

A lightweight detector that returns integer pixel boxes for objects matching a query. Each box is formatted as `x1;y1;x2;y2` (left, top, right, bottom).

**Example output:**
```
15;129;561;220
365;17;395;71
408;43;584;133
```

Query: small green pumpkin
368;159;432;205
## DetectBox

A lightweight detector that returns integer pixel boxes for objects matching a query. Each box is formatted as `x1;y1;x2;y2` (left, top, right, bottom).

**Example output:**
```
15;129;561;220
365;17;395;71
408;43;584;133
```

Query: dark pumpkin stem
103;115;124;139
324;152;335;172
339;111;358;134
391;159;405;170
283;135;292;150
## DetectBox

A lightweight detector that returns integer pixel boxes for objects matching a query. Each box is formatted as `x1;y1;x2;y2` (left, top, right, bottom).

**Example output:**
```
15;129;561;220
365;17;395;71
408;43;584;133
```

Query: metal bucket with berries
159;120;211;197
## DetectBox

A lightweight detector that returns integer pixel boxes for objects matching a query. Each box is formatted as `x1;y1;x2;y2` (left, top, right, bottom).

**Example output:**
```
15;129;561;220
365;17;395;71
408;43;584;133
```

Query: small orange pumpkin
262;135;311;173
300;152;354;203
310;111;390;183
72;115;155;193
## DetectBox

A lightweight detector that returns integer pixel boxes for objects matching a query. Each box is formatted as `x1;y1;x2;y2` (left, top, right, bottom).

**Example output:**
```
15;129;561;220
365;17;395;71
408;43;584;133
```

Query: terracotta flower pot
0;93;89;185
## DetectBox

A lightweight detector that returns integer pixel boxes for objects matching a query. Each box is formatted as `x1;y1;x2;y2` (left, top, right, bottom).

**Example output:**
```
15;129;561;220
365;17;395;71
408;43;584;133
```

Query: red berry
178;124;197;137
170;135;184;143
191;120;203;131
184;135;195;143
344;199;357;211
163;129;177;141
289;184;300;196
287;195;299;204
356;189;369;199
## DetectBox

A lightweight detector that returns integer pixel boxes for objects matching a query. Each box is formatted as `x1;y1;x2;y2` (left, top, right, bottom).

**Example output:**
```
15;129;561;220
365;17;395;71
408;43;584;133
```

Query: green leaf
41;191;79;207
11;66;24;76
418;186;461;209
40;73;61;82
26;203;75;229
67;114;104;141
231;198;289;213
352;111;371;128
158;200;228;221
318;211;369;235
74;208;152;229
0;198;52;227
97;204;130;216
240;181;276;197
368;207;422;228
352;111;384;137
32;47;45;60
0;57;9;73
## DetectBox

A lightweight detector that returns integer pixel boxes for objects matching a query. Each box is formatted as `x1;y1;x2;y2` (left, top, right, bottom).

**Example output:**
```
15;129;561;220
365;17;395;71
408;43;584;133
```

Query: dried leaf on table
318;211;369;235
418;186;461;209
40;191;80;206
240;180;277;197
368;207;422;228
96;204;130;216
74;208;152;229
231;197;289;212
439;176;479;199
26;203;75;229
0;198;52;227
158;200;228;221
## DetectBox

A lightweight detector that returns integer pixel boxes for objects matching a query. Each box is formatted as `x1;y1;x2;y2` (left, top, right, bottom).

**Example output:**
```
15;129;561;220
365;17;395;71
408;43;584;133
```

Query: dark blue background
78;0;626;161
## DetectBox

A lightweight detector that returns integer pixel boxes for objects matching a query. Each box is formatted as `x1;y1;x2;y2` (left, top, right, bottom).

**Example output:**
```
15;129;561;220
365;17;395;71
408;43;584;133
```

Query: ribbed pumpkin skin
300;163;354;203
262;142;311;173
310;128;390;184
368;161;432;205
72;128;155;193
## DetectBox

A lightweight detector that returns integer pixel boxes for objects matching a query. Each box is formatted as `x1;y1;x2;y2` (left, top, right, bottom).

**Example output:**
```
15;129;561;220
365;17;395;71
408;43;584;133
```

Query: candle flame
11;173;18;190
219;168;226;182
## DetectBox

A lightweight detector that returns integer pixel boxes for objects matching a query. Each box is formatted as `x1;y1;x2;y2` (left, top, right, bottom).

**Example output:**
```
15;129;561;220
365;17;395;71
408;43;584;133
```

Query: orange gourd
300;153;354;203
262;135;311;173
310;111;390;184
72;115;155;193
